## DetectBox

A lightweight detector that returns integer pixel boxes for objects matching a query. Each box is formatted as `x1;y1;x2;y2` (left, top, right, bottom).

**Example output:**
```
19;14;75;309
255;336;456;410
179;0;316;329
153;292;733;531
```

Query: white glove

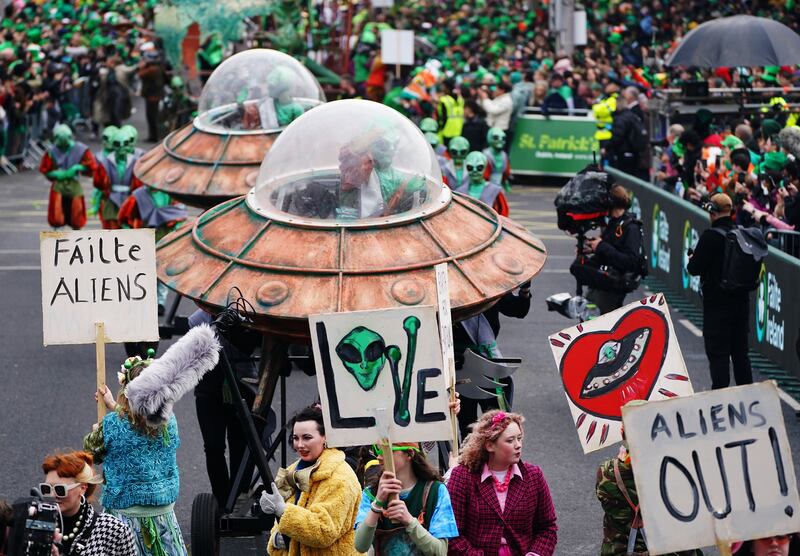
259;483;286;517
272;533;287;550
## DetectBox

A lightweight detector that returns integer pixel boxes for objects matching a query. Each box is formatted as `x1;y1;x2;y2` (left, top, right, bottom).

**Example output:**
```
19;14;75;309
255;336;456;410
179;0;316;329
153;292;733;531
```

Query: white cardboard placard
622;382;800;554
380;29;414;66
40;229;159;345
548;294;694;453
310;305;452;447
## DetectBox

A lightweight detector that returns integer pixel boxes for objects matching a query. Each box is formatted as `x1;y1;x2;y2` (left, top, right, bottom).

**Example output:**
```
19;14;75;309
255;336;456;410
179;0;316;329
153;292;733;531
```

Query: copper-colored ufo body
156;192;547;342
134;123;275;208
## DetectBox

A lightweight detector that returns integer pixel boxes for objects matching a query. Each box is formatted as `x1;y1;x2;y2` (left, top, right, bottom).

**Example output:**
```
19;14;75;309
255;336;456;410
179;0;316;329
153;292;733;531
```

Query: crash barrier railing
608;167;800;380
766;229;800;259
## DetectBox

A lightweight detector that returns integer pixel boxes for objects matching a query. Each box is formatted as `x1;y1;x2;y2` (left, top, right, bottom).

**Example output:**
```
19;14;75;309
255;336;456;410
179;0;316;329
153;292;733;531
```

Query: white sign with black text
40;229;159;345
622;382;800;554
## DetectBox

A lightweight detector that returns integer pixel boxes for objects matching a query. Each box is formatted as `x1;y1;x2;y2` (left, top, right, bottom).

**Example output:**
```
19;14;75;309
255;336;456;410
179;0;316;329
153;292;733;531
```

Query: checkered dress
63;504;137;556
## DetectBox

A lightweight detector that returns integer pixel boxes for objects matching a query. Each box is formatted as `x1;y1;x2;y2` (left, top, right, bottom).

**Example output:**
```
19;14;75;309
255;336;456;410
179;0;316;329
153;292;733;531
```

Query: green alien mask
487;127;506;150
465;151;487;184
419;117;438;134
119;125;138;157
448;136;470;163
102;125;119;154
53;124;74;150
267;65;295;99
425;131;440;148
336;326;387;391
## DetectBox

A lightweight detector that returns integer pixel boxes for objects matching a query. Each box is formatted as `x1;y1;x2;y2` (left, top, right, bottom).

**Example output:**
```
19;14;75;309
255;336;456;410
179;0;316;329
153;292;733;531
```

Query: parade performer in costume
85;325;220;556
441;136;470;190
455;151;509;216
94;126;144;229
448;411;558;556
420;117;448;158
118;182;187;313
40;124;97;230
40;451;136;556
483;128;511;192
369;132;426;214
89;125;119;218
259;405;361;556
354;442;458;555
261;66;306;129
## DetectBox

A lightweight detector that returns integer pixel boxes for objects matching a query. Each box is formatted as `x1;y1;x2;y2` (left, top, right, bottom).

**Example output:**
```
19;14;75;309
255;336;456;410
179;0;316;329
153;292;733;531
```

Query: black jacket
594;213;643;274
453;291;531;366
462;116;489;152
686;216;749;307
607;108;648;168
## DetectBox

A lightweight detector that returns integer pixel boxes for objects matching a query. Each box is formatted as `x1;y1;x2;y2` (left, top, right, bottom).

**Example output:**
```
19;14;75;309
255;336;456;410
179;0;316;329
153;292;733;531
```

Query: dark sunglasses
450;149;468;156
39;482;81;498
466;164;485;172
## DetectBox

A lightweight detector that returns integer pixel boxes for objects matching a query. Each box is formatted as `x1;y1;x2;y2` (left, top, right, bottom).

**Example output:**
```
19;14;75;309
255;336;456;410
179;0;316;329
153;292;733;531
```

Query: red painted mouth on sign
560;307;669;421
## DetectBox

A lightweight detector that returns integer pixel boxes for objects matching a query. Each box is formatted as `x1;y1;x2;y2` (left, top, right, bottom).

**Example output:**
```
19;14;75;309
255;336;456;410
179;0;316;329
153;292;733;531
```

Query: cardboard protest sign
549;294;694;453
380;29;414;66
622;382;800;554
310;306;452;447
40;229;158;345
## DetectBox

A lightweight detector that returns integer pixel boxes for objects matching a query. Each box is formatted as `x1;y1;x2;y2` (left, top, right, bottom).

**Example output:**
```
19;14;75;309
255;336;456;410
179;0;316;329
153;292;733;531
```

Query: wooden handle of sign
717;542;732;556
95;322;106;424
714;516;733;556
380;438;397;502
447;355;459;459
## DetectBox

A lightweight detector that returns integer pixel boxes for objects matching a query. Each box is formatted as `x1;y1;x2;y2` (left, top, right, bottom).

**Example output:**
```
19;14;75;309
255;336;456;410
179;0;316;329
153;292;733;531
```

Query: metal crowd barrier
766;229;800;259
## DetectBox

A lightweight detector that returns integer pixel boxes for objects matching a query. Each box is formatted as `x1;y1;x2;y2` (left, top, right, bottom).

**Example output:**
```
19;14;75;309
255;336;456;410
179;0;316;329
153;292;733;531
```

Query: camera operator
687;193;753;390
583;184;644;314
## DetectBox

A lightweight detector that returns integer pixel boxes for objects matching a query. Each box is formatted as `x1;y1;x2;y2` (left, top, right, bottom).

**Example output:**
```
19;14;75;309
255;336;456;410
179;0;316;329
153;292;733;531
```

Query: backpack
711;226;768;292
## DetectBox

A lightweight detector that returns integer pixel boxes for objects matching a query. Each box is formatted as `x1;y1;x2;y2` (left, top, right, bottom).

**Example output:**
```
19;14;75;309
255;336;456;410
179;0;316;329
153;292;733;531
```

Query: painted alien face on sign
335;326;387;391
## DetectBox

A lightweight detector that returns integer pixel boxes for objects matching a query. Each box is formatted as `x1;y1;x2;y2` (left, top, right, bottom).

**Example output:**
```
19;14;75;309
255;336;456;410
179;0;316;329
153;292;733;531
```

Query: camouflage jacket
596;457;703;556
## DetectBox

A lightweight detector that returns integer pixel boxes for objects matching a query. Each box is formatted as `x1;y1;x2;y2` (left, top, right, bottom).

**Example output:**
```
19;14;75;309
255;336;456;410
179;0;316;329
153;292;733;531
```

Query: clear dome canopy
247;99;448;226
196;49;325;134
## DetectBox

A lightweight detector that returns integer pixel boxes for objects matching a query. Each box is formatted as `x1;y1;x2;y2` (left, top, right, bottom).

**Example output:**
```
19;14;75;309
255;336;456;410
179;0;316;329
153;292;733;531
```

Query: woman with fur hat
260;405;362;556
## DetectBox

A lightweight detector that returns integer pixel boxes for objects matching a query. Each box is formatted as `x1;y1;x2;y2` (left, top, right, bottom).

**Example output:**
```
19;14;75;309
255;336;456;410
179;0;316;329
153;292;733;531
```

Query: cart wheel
191;493;220;556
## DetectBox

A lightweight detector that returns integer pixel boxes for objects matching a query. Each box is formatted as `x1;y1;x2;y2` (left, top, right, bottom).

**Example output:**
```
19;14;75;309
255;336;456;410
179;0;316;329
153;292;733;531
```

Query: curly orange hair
458;410;525;473
41;451;98;498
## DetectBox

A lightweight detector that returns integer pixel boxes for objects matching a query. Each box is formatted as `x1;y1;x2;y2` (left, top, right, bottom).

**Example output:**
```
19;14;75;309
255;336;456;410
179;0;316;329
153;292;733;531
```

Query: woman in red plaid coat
446;410;558;556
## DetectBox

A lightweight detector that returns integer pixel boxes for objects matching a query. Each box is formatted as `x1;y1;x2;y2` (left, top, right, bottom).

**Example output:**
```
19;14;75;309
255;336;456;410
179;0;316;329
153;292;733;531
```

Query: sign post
621;382;800;554
380;29;414;80
40;229;159;422
435;263;459;459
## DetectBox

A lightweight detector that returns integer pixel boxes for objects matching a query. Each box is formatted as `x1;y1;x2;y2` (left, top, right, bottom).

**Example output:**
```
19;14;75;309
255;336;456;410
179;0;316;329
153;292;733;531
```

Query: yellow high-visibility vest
439;95;465;139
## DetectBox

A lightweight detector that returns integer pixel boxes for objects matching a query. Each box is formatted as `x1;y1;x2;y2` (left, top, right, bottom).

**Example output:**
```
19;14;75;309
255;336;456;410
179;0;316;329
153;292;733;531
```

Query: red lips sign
558;306;669;421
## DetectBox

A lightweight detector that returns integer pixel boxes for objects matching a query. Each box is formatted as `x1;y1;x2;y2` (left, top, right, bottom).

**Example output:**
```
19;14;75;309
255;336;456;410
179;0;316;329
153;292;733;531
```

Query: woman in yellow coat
260;405;361;556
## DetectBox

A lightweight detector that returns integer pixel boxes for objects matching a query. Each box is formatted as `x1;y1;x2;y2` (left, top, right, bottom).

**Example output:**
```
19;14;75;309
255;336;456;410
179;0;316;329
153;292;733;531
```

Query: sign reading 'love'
549;294;694;454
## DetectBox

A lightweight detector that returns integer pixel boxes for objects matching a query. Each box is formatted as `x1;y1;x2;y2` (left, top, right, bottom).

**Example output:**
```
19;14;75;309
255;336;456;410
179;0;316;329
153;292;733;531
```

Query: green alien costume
454;151;508;216
441;136;470;189
482;128;511;192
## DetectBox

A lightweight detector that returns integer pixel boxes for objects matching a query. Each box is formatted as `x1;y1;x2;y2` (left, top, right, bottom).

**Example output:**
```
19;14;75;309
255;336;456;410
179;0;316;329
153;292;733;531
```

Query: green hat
762;66;780;83
608;32;623;45
761;118;782;139
541;57;554;69
721;135;743;149
760;151;787;173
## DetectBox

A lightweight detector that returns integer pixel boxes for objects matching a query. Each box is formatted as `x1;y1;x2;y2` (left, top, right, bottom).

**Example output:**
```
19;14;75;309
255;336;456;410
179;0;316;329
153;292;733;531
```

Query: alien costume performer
483;128;511;192
419;117;447;158
441;136;470;190
89;125;118;217
40;124;97;230
94;126;145;229
455;151;509;216
118;186;187;310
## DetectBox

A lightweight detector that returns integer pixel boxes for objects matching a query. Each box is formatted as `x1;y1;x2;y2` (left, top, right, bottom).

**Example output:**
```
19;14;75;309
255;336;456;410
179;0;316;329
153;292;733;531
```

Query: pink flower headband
491;412;508;429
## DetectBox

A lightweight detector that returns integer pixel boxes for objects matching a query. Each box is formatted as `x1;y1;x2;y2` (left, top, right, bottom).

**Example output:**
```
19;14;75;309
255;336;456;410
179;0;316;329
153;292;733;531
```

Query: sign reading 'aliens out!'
310;306;453;447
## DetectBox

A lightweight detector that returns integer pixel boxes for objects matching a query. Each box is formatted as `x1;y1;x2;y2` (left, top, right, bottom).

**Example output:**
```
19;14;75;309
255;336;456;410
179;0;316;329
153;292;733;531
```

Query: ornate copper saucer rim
157;127;268;167
157;193;545;277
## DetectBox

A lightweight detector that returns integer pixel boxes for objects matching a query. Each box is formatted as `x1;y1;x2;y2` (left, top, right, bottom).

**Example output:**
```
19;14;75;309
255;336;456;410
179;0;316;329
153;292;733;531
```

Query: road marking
0;265;39;271
542;268;570;273
0;249;39;254
679;318;702;337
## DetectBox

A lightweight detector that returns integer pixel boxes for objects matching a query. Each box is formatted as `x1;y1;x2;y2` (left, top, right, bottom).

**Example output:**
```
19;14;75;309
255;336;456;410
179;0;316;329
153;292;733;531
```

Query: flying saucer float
156;100;547;341
133;49;326;208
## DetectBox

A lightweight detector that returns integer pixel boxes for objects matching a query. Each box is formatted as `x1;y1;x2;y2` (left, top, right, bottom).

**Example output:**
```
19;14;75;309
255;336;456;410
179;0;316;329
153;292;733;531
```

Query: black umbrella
666;15;800;68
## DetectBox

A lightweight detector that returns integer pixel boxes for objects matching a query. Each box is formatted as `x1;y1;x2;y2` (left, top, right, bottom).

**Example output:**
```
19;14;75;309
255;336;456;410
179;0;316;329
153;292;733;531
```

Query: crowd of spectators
0;0;178;166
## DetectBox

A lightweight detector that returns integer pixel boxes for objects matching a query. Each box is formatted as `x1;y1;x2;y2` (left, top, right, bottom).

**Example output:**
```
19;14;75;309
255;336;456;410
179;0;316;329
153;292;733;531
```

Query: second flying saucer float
156;100;548;340
133;49;326;208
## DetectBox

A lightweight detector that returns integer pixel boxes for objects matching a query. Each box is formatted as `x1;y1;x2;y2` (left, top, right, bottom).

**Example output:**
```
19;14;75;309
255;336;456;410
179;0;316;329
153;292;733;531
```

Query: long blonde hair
459;410;525;473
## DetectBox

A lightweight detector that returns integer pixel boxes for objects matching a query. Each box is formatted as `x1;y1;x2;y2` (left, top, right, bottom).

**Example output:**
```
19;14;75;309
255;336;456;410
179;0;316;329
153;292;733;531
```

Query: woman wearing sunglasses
259;404;361;555
353;442;458;555
40;450;136;555
447;410;558;556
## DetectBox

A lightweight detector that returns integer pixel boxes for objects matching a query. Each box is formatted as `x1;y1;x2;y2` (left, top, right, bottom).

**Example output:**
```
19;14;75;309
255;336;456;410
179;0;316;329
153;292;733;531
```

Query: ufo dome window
195;49;325;134
247;99;448;226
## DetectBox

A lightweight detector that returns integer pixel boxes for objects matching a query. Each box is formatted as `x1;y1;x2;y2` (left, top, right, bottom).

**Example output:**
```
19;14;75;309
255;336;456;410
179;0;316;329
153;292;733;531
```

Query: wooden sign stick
435;264;460;460
95;322;107;423
374;408;397;502
714;516;733;556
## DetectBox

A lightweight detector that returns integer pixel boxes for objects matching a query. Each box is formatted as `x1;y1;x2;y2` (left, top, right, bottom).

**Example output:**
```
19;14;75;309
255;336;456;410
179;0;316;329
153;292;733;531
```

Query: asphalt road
1;129;799;555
